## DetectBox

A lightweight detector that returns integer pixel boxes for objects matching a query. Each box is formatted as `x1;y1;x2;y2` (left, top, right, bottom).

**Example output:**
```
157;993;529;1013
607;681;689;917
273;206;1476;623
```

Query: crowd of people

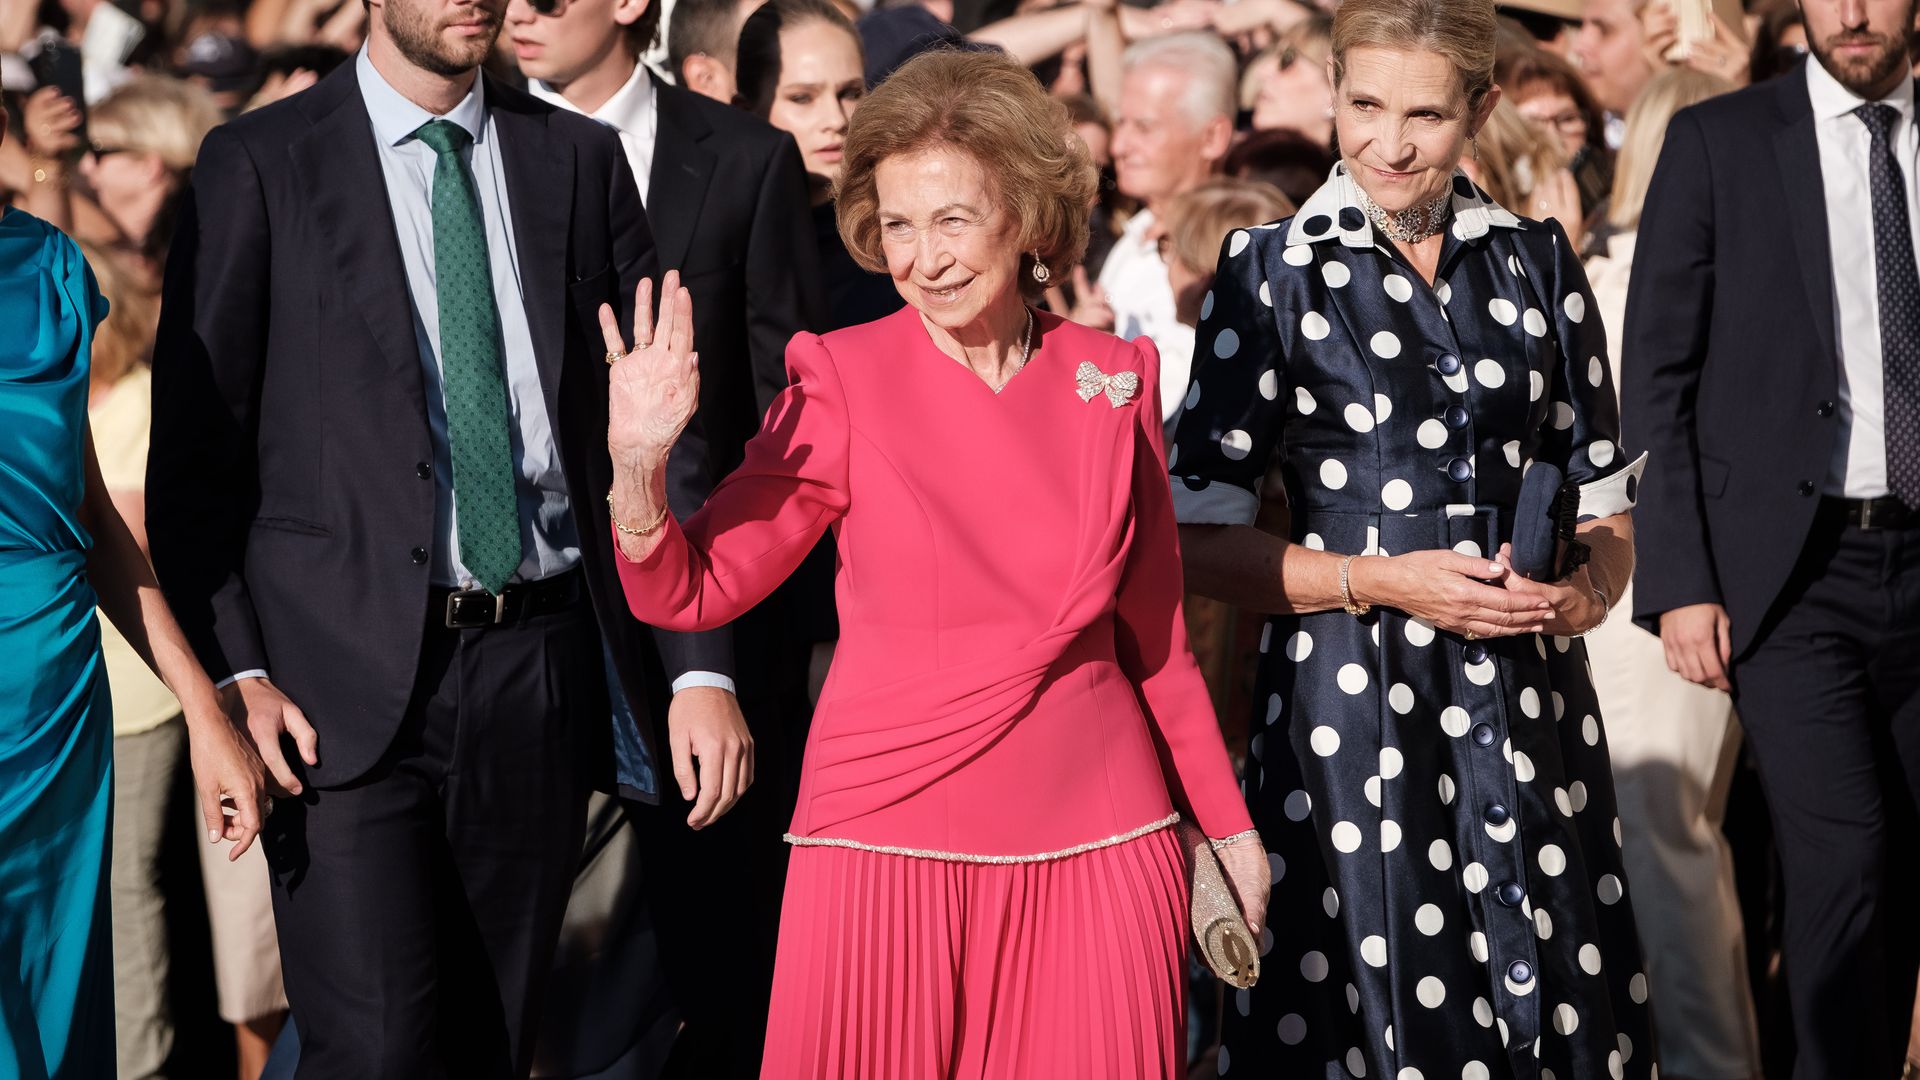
1;0;1917;1072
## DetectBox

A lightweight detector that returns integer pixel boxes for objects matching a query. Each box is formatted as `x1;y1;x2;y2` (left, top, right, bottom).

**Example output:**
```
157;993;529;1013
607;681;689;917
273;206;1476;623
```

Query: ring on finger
1465;630;1478;640
604;350;625;365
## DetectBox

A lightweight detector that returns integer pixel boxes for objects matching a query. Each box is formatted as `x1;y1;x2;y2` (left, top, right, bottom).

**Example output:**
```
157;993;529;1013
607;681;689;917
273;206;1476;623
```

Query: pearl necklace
989;309;1036;395
1355;185;1454;244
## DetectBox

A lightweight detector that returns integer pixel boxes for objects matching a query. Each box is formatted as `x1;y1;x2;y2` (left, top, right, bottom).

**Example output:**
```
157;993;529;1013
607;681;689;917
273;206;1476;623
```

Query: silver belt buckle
1861;498;1876;530
444;587;508;628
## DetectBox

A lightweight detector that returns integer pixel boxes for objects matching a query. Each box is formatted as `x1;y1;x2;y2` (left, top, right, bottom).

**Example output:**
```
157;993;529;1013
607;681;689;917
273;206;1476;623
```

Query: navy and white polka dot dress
1170;165;1656;1080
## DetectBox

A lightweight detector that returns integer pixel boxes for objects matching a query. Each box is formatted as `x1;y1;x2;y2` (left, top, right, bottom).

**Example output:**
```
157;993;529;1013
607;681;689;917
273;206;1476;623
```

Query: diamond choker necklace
1355;185;1453;244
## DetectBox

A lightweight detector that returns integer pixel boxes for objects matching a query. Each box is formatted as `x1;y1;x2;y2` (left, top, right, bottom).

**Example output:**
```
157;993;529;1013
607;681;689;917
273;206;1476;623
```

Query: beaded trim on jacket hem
782;812;1183;864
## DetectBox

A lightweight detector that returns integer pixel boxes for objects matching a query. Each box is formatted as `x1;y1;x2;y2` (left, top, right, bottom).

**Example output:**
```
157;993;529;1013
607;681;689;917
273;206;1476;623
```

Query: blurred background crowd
1;0;1913;1074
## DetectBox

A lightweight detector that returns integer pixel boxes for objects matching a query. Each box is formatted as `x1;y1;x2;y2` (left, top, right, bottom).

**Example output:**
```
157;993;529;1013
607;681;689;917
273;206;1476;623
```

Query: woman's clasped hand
1346;543;1607;640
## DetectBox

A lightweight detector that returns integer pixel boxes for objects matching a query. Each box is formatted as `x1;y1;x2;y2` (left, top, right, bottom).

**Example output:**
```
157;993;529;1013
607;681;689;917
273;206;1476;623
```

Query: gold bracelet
607;491;670;537
1339;554;1371;616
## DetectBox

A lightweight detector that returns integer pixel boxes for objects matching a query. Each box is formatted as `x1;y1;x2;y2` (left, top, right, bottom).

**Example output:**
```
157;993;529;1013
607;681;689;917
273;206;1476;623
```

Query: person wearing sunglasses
1248;14;1335;147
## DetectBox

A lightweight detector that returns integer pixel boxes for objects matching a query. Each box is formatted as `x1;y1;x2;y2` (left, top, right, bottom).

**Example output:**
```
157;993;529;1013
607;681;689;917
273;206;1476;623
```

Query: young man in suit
145;0;752;1070
504;0;821;1074
1623;0;1920;1073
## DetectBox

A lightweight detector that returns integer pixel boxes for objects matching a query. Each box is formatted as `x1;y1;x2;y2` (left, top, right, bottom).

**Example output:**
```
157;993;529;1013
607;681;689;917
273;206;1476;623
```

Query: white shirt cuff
671;671;737;695
215;669;271;690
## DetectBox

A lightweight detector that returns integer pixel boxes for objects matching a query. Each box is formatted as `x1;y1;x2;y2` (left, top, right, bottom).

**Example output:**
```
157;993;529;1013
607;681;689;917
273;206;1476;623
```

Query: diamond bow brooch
1075;361;1141;408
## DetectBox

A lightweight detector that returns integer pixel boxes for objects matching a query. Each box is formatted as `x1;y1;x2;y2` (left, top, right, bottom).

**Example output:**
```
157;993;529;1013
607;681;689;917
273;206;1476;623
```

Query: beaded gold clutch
1177;821;1261;989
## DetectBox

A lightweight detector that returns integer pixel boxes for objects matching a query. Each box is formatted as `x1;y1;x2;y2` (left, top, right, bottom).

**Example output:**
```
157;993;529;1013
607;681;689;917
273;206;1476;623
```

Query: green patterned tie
415;119;522;594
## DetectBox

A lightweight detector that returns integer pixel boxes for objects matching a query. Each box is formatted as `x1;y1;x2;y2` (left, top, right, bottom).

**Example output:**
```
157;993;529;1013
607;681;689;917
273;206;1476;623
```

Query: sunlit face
1574;0;1653;115
1252;43;1334;141
79;139;168;232
1111;65;1227;206
503;0;633;85
875;147;1022;334
1515;86;1588;158
1803;0;1917;98
377;0;505;75
765;20;865;184
1333;46;1494;213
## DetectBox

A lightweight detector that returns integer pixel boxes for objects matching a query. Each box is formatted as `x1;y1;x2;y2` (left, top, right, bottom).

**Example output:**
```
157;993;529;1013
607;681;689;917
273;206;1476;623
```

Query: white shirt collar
1806;53;1915;124
1285;162;1521;249
529;61;655;135
355;46;488;149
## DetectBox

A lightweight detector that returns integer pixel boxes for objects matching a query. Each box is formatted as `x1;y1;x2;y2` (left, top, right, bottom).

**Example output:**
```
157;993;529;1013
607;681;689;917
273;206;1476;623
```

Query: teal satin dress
0;208;114;1079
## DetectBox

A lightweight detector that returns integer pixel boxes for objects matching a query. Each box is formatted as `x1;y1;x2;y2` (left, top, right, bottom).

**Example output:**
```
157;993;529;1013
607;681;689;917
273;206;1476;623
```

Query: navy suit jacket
1621;64;1856;657
147;64;724;786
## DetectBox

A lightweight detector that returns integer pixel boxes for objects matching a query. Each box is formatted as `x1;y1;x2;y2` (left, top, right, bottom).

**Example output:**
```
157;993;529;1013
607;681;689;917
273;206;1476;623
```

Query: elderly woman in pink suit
597;49;1268;1080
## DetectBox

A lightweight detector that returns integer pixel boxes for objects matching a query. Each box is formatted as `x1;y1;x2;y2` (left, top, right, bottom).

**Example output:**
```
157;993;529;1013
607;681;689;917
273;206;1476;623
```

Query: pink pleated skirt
760;826;1190;1080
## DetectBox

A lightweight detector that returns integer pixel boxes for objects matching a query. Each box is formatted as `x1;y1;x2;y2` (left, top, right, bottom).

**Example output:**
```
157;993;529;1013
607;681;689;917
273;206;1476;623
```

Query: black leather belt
1823;495;1915;530
433;568;585;629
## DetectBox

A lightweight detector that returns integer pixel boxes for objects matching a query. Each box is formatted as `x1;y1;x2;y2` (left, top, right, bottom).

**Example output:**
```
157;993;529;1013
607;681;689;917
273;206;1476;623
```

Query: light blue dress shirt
355;49;580;590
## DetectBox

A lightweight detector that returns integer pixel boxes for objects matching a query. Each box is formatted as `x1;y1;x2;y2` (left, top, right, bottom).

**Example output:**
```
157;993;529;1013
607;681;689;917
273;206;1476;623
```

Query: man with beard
145;0;753;1071
1624;0;1920;1074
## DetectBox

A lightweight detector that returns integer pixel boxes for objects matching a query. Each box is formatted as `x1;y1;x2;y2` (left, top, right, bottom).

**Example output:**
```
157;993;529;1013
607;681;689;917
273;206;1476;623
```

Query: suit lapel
489;80;575;428
290;69;428;411
648;79;715;272
1773;69;1839;364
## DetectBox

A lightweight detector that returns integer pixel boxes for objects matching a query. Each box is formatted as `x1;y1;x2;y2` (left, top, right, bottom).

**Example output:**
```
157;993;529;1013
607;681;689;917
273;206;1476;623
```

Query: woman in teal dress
0;109;268;1079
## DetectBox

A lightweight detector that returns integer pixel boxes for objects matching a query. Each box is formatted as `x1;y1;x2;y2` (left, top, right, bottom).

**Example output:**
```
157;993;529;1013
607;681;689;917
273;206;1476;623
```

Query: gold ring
604;350;624;365
1465;630;1478;640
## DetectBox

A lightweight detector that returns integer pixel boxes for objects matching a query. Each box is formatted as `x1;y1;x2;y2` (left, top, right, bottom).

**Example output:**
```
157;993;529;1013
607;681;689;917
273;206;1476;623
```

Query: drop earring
1031;254;1051;285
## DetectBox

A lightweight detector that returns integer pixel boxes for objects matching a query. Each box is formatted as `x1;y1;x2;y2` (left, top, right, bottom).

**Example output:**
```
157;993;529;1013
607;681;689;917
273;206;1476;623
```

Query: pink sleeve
614;332;851;631
1112;338;1257;839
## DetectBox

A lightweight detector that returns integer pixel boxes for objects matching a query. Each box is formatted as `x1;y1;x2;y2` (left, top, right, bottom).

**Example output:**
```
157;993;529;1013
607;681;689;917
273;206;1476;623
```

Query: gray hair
1121;32;1238;128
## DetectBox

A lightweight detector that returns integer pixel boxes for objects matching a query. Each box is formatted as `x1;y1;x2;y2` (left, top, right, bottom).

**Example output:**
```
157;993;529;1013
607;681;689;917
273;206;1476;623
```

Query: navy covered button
1471;723;1495;746
1447;457;1473;482
1445;405;1471;429
1436;353;1462;375
1497;881;1525;907
1508;960;1534;984
1464;642;1489;664
1485;804;1510;826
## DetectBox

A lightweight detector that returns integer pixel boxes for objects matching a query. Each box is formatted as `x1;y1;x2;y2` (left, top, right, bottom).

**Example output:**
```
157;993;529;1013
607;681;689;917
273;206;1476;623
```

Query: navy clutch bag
1510;462;1590;582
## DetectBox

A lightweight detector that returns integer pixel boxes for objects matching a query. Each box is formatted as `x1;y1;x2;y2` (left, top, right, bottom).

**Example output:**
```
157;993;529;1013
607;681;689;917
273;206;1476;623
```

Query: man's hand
667;685;754;829
1658;602;1733;691
221;677;321;796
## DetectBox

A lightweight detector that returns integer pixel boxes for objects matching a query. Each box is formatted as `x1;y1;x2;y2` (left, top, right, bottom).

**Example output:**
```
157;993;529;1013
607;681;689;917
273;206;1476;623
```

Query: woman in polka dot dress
1168;0;1656;1076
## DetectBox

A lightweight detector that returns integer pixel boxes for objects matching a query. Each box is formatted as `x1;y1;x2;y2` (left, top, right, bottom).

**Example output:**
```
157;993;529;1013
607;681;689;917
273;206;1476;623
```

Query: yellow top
89;366;181;736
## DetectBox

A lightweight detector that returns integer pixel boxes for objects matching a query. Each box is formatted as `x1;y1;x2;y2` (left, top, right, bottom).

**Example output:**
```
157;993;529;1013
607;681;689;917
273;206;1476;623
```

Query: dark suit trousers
630;606;814;1080
263;597;605;1080
1730;504;1920;1080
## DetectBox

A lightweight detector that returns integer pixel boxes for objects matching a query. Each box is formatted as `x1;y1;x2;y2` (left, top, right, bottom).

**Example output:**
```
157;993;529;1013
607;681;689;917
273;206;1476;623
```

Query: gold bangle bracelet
607;491;670;537
1340;554;1371;616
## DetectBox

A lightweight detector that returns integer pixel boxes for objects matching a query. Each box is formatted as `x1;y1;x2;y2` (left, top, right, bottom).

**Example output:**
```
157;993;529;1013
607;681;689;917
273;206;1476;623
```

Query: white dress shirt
1807;57;1913;499
530;63;657;204
1097;209;1193;425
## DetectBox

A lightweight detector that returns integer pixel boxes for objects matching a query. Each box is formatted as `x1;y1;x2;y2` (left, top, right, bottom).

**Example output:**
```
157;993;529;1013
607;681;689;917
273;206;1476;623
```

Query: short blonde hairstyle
1161;178;1295;276
89;76;223;175
836;49;1097;297
1608;68;1734;230
1330;0;1499;109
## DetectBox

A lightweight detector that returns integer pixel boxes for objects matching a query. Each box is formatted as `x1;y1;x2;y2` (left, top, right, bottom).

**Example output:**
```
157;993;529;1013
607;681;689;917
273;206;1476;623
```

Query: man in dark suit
145;0;753;1071
504;1;822;1075
1623;0;1920;1072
